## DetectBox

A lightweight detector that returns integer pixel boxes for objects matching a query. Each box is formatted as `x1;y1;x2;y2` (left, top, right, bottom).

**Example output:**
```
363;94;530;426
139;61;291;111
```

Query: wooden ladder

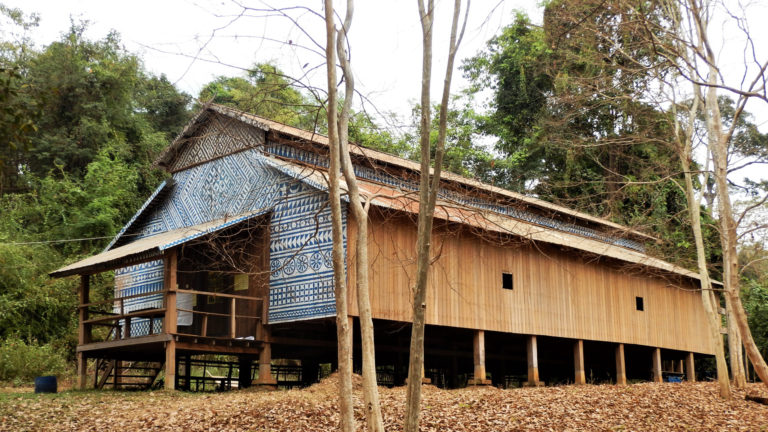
95;360;164;390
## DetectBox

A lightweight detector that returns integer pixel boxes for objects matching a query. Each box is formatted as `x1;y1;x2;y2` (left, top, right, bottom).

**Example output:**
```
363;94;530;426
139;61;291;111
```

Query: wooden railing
78;289;265;343
79;290;166;342
174;289;265;339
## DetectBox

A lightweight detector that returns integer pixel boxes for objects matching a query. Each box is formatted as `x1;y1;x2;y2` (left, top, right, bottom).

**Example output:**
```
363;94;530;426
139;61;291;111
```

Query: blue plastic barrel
34;376;57;393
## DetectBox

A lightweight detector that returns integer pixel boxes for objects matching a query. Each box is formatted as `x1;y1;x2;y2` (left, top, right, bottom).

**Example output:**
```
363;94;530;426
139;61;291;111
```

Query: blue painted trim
105;180;172;251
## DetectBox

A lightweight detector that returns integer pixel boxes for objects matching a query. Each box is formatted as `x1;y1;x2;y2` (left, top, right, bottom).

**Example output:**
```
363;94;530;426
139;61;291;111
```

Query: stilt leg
574;340;586;385
526;335;542;386
467;330;491;386
615;344;626;386
652;348;663;383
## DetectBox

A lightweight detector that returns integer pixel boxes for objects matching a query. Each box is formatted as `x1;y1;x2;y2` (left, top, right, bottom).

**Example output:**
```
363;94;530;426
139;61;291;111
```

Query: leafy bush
0;337;69;385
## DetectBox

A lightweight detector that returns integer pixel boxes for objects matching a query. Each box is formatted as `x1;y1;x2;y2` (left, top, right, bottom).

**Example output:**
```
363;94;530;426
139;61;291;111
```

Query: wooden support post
420;360;431;385
164;340;176;390
76;275;90;391
119;299;125;339
163;249;178;336
685;352;696;382
238;356;252;389
467;330;491;385
615;343;627;386
77;352;88;390
184;355;192;391
574;339;586;385
114;359;123;389
526;335;542;386
125;317;132;339
78;275;91;345
652;347;663;383
229;298;237;339
255;342;277;387
201;315;208;337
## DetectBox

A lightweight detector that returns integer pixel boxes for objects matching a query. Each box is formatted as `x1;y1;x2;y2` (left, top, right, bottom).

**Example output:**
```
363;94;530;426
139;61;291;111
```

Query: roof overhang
50;210;268;278
266;156;710;283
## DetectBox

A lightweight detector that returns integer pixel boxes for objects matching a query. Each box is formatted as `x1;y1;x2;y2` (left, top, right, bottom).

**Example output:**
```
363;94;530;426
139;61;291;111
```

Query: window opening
502;273;514;290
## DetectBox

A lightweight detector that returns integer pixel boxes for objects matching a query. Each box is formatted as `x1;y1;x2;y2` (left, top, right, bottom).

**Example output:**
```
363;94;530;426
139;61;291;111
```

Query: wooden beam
78;275;91;345
255;341;277;387
238;356;253;389
76;333;172;352
114;359;122;389
467;330;491;386
652;347;663;383
526;335;542;386
615;343;626;386
685;352;696;382
164;340;176;390
77;352;88;390
574;339;586;385
164;249;178;335
229;298;237;339
173;341;260;355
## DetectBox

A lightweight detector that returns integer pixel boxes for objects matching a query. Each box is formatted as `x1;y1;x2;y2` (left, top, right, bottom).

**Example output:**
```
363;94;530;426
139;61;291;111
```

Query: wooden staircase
95;359;164;390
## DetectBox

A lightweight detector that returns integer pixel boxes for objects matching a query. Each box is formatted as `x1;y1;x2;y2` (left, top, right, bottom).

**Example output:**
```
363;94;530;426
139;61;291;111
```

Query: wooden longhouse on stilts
51;104;714;390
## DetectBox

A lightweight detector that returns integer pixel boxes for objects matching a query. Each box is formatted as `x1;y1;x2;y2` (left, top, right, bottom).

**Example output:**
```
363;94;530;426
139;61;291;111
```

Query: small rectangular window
502;273;514;290
636;296;644;311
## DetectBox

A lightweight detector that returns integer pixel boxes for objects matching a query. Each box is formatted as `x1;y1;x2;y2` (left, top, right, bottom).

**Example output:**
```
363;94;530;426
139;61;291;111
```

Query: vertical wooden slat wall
347;211;713;355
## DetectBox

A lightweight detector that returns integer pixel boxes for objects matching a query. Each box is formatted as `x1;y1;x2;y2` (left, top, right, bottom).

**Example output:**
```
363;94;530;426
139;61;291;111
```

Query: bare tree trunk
680;0;768;392
404;1;468;431
330;2;386;430
698;23;768;389
725;295;747;387
323;2;355;430
676;106;731;397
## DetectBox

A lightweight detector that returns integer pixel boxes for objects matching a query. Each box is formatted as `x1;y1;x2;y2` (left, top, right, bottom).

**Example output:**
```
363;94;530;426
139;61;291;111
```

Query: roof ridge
202;103;656;242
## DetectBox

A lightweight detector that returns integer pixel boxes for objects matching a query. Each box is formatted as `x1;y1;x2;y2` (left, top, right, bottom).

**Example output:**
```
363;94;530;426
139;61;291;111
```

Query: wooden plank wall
347;210;713;355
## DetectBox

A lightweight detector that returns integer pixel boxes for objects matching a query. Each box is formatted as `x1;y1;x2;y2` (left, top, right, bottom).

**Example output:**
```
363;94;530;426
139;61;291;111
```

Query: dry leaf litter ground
1;374;767;431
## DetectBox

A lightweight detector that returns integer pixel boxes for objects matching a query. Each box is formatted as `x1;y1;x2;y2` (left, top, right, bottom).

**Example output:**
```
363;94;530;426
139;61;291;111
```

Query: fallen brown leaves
1;376;767;431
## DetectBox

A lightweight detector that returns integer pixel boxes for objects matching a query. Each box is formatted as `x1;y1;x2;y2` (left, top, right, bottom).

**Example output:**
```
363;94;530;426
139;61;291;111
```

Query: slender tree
325;1;386;430
323;2;355;430
404;1;469;431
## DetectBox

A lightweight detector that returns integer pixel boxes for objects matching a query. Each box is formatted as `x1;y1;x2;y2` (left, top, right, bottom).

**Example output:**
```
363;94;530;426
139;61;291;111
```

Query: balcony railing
78;289;265;343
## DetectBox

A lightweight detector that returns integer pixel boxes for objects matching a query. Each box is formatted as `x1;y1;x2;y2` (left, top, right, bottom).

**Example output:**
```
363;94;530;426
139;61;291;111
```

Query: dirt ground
1;376;767;431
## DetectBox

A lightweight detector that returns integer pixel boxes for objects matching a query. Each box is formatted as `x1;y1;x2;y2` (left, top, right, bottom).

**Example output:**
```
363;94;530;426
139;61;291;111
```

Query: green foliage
0;242;76;345
461;4;713;265
347;111;413;157
740;245;768;358
461;12;551;188
0;22;190;193
0;336;69;384
199;63;316;129
0;19;191;383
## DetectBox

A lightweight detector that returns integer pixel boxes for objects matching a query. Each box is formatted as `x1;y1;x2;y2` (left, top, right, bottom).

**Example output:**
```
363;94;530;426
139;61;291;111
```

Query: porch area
50;216;281;390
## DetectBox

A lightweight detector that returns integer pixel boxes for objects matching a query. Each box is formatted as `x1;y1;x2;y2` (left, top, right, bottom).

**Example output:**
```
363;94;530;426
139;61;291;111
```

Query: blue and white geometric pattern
267;182;343;322
135;149;284;239
114;260;164;337
112;147;344;325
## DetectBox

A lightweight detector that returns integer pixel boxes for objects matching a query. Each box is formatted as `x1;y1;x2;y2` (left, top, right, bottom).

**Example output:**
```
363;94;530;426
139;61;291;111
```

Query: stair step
115;374;155;379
